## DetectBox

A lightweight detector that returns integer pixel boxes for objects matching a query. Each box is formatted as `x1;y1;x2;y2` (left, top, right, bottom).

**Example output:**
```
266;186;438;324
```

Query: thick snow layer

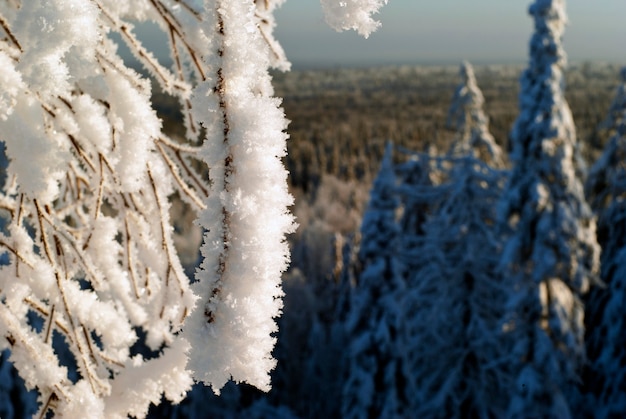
183;0;295;394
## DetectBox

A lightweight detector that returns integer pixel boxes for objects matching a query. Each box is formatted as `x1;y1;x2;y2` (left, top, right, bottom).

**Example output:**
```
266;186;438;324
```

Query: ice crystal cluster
0;0;387;416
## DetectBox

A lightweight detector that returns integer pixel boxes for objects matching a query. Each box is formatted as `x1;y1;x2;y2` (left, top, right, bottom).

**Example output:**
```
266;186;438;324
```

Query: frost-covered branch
255;0;291;71
447;61;505;168
182;0;295;393
0;0;210;416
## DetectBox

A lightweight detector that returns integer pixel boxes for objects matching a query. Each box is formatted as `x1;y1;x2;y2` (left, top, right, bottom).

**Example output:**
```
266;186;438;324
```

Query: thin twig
24;298;71;337
156;135;203;154
172;0;202;19
95;50;148;94
173;149;209;197
148;0;206;81
34;200;55;264
147;165;187;295
0;240;34;269
95;155;105;219
44;305;55;344
168;27;198;136
67;134;97;172
0;12;22;52
37;207;102;289
124;216;142;300
155;140;206;210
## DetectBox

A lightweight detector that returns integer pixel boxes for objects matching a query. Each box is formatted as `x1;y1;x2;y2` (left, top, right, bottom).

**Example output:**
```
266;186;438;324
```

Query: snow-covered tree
403;155;508;418
402;68;509;416
496;1;600;417
341;143;408;419
583;67;626;417
447;61;505;168
0;0;389;416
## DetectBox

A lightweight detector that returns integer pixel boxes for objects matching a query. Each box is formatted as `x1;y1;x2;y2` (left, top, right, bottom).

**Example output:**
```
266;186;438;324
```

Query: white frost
183;0;295;393
320;0;389;38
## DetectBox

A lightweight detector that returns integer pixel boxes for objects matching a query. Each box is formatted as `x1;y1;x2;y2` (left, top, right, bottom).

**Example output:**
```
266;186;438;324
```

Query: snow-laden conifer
447;61;505;168
583;67;626;417
393;144;451;328
497;1;600;416
403;66;509;415
404;155;508;418
341;143;408;419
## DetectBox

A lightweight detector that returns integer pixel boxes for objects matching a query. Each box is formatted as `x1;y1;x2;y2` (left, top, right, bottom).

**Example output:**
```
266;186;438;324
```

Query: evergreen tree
404;67;509;417
497;1;600;417
404;156;509;418
341;143;407;419
583;67;626;417
447;61;505;168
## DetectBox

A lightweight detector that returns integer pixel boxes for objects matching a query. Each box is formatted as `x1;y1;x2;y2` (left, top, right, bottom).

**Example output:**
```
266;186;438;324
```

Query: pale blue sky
274;0;626;68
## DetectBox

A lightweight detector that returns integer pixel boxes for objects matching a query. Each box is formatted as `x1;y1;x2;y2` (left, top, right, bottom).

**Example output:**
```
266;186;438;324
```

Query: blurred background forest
156;61;621;270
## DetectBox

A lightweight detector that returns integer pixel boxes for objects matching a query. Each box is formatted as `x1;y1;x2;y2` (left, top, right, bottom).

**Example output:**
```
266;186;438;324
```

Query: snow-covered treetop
498;1;599;414
506;0;581;188
521;0;589;181
527;0;568;72
447;61;505;167
512;0;572;165
447;61;481;135
527;0;567;67
320;0;389;38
